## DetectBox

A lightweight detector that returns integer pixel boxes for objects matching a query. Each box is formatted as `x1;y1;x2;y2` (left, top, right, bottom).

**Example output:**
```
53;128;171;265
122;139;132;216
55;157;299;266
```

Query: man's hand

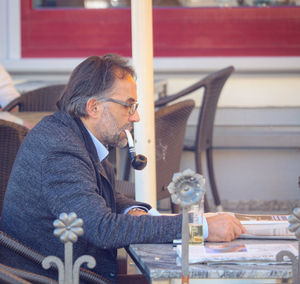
206;212;247;242
127;208;148;216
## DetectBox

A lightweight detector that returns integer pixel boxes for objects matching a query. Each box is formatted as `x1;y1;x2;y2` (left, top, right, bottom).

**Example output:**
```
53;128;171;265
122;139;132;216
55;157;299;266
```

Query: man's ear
86;98;100;118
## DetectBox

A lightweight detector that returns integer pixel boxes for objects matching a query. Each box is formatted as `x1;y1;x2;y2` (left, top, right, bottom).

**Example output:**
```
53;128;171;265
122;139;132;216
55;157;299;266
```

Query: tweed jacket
0;111;182;282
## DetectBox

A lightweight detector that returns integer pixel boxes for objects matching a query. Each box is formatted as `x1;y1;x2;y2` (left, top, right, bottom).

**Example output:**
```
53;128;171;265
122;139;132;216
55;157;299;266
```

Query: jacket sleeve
41;145;182;250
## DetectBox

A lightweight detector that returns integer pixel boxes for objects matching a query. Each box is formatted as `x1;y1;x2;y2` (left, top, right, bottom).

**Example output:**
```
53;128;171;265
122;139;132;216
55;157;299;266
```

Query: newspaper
173;212;296;245
176;242;298;264
232;213;296;239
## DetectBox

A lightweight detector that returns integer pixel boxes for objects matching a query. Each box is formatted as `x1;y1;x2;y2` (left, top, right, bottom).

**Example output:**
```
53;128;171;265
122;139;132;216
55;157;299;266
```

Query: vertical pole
297;241;300;284
181;207;189;284
64;242;73;284
8;0;21;59
131;0;157;208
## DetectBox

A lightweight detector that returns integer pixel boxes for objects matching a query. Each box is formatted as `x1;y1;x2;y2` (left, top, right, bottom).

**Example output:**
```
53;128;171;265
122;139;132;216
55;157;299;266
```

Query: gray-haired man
0;54;245;283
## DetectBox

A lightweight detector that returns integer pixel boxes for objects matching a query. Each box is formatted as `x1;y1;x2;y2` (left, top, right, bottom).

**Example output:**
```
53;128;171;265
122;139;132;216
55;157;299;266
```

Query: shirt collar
85;127;109;162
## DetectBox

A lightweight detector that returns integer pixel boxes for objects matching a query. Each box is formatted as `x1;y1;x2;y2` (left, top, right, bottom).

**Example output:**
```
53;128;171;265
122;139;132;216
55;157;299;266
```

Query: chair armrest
2;97;21;112
0;263;56;284
0;265;31;284
155;78;205;107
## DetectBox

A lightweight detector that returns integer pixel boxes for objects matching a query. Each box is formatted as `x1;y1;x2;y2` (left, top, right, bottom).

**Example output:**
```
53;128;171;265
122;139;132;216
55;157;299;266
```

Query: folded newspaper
176;242;298;264
173;212;295;245
202;212;295;239
232;213;295;239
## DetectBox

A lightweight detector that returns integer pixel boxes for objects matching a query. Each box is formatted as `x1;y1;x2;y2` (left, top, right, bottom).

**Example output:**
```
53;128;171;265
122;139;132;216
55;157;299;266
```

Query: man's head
57;54;140;148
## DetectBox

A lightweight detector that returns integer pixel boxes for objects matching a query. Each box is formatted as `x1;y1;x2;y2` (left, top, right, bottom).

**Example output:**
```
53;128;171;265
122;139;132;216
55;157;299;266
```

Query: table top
0;111;52;129
128;239;297;282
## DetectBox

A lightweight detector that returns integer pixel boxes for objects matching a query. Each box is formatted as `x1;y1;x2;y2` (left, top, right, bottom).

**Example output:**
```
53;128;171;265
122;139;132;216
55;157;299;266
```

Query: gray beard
97;106;132;148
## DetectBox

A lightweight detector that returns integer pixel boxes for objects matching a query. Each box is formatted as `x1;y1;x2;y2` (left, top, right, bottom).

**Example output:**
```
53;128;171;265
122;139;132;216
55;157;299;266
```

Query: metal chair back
155;99;195;202
155;66;235;211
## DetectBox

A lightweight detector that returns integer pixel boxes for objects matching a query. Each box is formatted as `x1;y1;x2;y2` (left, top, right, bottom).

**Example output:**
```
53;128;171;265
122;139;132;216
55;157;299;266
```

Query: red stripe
21;0;300;58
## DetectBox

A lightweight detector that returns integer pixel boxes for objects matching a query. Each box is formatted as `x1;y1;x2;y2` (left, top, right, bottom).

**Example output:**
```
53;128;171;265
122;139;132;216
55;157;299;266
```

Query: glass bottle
188;197;204;245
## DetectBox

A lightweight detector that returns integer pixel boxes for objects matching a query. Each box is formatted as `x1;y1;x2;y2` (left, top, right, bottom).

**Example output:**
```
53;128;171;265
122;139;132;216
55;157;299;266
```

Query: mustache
121;123;133;134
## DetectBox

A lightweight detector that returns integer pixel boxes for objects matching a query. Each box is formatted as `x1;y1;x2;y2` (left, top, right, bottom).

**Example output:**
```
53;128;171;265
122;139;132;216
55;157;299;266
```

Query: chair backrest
195;66;234;152
0;120;28;214
155;99;195;201
155;66;234;152
3;85;66;112
120;100;195;203
155;67;234;211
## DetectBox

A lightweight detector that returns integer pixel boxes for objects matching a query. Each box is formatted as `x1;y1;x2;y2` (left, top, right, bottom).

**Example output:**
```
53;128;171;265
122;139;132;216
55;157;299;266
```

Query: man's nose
129;110;140;122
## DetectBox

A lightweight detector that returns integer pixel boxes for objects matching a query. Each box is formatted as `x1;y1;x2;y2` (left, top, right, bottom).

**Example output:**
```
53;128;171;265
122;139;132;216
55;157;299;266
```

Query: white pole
131;0;157;208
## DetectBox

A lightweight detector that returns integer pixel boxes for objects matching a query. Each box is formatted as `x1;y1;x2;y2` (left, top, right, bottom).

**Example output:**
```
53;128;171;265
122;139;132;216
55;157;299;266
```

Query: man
0;55;245;283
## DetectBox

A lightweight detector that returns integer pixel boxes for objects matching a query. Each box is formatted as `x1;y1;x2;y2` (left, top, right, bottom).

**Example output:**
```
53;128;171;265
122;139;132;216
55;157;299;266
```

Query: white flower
53;212;84;243
288;208;300;239
167;169;205;208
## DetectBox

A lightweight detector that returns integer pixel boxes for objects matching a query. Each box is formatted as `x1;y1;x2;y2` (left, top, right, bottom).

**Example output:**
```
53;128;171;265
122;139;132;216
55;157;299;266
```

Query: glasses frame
98;97;139;115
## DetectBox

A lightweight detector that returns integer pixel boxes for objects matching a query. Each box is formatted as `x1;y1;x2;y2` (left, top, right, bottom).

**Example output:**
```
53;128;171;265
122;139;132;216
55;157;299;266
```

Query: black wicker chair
155;66;235;212
0;120;29;214
0;263;56;284
0;266;31;284
122;99;195;212
3;85;65;112
0;230;111;284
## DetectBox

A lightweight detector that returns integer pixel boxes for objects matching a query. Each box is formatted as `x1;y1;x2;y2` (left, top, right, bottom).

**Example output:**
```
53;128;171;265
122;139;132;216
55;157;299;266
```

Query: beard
102;123;132;148
96;106;133;148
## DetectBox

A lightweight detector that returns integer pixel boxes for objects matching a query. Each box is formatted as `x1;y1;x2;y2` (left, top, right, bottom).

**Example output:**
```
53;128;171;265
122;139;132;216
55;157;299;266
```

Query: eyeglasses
98;98;139;115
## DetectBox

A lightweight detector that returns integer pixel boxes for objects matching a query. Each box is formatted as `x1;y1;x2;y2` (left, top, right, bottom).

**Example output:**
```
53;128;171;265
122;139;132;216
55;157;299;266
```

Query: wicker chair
0;263;56;284
0;230;111;284
2;85;65;112
155;66;235;212
122;99;195;212
0;120;29;214
0;265;31;284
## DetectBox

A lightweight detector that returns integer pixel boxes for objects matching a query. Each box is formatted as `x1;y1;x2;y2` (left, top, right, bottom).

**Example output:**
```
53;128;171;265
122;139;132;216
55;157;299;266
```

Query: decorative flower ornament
43;212;95;284
276;207;300;284
54;212;84;243
167;168;205;208
288;207;300;239
168;169;206;283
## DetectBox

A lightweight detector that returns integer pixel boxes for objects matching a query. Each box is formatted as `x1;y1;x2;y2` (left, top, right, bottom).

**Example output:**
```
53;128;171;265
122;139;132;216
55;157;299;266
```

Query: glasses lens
130;103;138;115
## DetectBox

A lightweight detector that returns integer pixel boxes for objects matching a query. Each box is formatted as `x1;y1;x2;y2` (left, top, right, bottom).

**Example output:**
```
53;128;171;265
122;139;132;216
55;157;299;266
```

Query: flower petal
60;231;69;243
54;228;66;237
53;220;66;228
59;213;69;225
70;218;83;228
68;212;78;225
68;231;78;243
71;227;84;236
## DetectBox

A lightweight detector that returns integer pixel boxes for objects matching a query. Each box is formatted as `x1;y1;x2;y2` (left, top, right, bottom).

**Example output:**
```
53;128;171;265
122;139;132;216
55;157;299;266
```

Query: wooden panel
21;0;300;57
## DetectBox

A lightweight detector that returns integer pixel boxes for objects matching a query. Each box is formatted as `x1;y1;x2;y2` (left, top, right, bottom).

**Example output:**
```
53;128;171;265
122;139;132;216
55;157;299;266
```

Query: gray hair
57;54;136;117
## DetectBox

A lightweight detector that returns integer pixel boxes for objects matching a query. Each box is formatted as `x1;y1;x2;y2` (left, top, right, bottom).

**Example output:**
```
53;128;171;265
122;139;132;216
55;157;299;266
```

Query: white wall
164;73;300;107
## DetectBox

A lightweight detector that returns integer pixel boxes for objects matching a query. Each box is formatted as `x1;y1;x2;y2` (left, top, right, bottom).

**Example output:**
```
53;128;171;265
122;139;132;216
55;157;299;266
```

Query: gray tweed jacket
0;111;182;283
